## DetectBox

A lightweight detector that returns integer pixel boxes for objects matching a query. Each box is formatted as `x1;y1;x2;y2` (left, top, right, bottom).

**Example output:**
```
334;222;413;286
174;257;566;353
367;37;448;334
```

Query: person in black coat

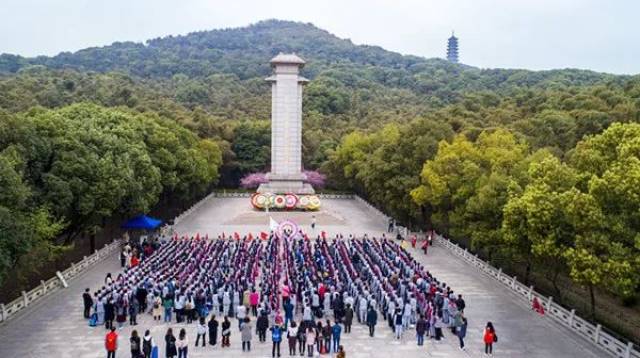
82;288;93;319
130;330;142;357
208;315;219;346
104;299;115;330
165;328;177;358
456;294;466;313
257;311;269;342
343;304;353;333
136;286;148;313
333;295;345;323
366;307;377;337
221;316;231;347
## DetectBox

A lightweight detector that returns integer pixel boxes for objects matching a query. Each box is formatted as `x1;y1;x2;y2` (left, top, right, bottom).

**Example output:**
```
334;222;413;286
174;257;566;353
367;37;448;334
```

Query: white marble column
258;53;315;194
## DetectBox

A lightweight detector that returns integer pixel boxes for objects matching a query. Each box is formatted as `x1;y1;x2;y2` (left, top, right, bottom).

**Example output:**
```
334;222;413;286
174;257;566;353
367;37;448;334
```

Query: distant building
447;31;459;63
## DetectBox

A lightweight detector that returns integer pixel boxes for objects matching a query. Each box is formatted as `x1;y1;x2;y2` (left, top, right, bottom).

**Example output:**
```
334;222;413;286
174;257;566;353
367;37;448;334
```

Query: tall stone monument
257;53;315;195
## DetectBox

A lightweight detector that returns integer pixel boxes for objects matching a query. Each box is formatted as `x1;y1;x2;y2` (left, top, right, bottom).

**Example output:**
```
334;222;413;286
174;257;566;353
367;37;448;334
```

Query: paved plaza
0;197;607;357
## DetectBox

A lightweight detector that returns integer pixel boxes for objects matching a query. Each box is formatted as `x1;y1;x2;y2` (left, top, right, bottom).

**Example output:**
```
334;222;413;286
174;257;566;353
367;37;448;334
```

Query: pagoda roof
270;53;306;66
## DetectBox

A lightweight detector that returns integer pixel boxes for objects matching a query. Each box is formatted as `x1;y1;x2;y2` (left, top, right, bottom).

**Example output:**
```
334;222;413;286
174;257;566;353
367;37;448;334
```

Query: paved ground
0;197;606;357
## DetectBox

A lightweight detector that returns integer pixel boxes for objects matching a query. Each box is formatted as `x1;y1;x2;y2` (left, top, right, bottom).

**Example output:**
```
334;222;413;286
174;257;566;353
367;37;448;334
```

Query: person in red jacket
483;321;496;355
130;254;140;268
105;327;118;358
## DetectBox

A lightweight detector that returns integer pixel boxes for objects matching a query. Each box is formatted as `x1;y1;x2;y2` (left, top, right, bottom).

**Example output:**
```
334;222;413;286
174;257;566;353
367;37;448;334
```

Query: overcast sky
1;0;638;74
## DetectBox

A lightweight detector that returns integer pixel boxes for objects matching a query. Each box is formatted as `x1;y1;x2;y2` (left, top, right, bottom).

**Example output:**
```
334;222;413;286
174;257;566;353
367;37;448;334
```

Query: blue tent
121;215;163;230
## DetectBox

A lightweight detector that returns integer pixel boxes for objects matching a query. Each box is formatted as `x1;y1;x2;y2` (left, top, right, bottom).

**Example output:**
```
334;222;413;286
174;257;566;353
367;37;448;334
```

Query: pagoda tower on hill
447;31;459;63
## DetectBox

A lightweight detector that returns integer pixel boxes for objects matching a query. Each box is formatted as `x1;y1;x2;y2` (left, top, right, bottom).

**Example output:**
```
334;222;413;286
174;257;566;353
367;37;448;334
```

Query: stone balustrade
435;234;639;358
0;239;121;324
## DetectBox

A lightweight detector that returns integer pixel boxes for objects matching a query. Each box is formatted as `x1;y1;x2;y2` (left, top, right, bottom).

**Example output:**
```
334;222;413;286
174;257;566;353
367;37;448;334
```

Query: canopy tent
121;215;163;230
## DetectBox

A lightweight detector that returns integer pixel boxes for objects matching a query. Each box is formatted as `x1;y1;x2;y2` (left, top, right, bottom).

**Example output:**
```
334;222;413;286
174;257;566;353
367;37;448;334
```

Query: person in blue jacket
457;316;468;350
331;321;342;353
283;300;294;328
270;324;283;358
366;307;377;337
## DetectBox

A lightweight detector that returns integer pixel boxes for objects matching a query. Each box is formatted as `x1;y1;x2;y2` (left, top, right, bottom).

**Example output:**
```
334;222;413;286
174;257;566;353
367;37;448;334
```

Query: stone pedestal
257;173;316;194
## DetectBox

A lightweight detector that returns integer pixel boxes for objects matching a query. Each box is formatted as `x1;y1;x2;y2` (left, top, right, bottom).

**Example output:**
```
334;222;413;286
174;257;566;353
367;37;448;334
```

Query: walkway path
0;197;605;357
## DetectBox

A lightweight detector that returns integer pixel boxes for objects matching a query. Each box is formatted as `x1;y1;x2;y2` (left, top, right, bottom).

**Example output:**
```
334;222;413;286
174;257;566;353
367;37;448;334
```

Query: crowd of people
89;231;497;357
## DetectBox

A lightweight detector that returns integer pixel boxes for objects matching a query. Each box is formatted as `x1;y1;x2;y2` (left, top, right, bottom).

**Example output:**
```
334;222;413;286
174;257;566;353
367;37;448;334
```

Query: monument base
256;181;316;195
257;173;316;195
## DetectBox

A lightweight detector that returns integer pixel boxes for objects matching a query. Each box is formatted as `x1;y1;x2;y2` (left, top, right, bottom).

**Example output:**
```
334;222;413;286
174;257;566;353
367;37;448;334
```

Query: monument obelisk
257;53;315;195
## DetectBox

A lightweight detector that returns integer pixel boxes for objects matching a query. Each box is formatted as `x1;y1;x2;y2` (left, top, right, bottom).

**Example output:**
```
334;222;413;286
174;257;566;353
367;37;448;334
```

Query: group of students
102;316;347;358
93;229;498;357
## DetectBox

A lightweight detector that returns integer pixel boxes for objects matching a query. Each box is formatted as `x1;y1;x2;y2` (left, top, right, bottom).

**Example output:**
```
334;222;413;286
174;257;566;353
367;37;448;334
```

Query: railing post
547;296;553;310
497;268;502;280
22;291;29;307
594;324;601;343
511;275;517;289
568;309;575;327
41;280;47;294
0;303;5;321
625;342;633;358
56;271;69;288
528;286;534;301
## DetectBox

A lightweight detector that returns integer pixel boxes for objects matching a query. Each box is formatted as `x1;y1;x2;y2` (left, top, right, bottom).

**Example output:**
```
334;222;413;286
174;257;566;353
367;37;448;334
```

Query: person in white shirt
195;317;207;347
358;295;368;323
402;301;412;329
287;321;299;355
303;305;312;322
236;304;247;330
176;328;188;357
223;291;231;317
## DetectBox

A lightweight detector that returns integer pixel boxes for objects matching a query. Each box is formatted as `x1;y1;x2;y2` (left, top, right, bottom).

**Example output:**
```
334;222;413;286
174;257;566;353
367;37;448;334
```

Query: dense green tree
0;103;223;284
231;120;271;175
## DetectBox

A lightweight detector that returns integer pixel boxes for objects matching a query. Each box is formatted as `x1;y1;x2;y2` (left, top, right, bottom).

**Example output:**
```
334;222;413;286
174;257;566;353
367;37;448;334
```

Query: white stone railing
435;234;639;358
211;191;251;198
0;239;121;324
318;193;354;199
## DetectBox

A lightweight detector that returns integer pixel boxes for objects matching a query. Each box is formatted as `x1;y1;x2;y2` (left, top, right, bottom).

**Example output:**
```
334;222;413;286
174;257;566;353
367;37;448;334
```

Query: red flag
205;234;209;240
321;231;327;239
248;233;253;241
304;233;309;241
195;233;200;240
260;231;269;240
234;232;240;240
222;232;226;239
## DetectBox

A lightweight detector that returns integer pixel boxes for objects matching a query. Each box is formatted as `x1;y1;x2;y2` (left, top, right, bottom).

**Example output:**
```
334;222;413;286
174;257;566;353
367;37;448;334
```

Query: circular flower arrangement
276;219;300;239
274;195;286;209
284;194;298;209
252;193;320;211
251;193;267;209
297;196;310;209
307;195;321;210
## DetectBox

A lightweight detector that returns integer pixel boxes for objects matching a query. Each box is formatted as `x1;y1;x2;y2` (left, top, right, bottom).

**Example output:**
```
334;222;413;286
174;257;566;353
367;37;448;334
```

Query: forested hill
0;19;624;101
